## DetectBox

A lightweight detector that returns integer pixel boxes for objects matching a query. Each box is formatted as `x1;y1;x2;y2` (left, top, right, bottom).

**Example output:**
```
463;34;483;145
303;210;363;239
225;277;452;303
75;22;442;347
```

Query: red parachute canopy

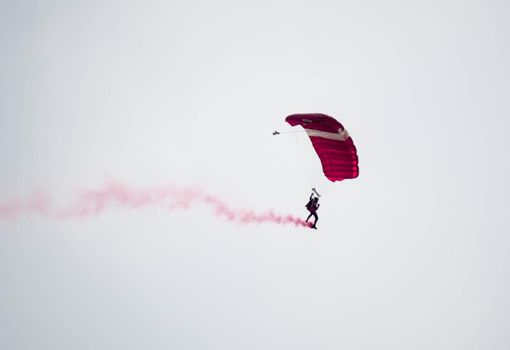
285;113;359;182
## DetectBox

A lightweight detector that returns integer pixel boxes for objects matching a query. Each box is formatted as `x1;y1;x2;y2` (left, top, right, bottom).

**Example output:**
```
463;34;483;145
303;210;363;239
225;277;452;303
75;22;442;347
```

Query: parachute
285;113;359;182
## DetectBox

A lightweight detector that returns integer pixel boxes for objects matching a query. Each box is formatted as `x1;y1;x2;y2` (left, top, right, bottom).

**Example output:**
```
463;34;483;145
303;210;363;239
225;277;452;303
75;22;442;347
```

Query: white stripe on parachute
304;128;350;141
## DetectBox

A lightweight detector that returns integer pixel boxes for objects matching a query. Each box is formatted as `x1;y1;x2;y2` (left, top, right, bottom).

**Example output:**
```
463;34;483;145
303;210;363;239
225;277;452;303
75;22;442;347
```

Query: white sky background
1;0;510;349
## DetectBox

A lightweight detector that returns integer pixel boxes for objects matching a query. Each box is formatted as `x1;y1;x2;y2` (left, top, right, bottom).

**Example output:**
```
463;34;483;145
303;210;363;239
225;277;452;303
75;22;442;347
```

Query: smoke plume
0;182;312;228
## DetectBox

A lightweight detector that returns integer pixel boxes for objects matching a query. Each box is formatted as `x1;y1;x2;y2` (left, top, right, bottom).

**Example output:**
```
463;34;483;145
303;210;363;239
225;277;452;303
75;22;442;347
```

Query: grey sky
1;0;509;349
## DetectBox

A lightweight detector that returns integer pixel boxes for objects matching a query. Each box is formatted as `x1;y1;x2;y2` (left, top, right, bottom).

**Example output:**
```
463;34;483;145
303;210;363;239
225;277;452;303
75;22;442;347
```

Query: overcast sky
1;1;509;349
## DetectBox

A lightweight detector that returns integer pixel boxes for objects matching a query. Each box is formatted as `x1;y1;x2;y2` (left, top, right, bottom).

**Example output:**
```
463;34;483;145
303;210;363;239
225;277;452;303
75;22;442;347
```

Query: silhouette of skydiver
305;192;320;229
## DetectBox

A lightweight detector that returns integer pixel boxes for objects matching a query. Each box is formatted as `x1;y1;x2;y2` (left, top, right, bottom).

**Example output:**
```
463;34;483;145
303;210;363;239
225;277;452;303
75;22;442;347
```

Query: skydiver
305;192;320;229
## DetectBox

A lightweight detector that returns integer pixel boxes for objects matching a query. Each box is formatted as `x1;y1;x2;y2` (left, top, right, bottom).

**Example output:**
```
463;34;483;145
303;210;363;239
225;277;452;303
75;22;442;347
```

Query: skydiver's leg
306;212;313;222
312;213;318;228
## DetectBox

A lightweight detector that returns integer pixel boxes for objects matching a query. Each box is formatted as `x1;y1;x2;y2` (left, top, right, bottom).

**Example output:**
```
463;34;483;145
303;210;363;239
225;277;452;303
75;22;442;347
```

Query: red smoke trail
0;182;312;228
0;191;51;220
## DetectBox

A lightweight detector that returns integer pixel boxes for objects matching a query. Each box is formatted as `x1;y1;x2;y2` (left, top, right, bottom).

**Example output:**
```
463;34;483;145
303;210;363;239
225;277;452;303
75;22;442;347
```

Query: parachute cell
285;113;359;182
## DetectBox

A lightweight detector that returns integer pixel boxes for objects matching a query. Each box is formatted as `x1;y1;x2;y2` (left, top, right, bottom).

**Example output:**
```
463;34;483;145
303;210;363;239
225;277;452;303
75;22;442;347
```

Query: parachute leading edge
285;113;359;182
